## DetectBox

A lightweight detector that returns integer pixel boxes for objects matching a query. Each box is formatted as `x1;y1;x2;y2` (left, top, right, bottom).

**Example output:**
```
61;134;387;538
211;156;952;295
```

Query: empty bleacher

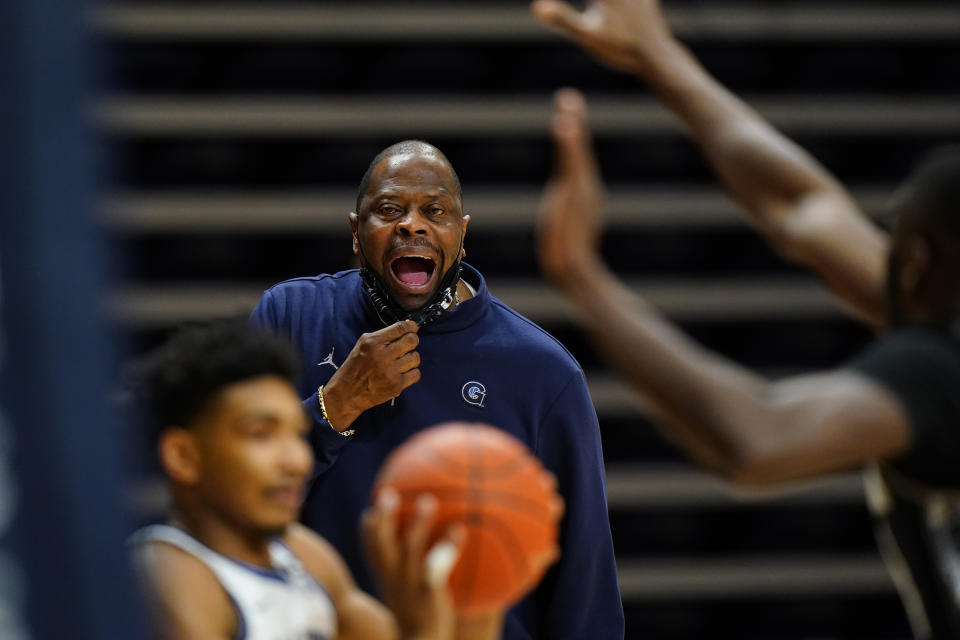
97;2;960;637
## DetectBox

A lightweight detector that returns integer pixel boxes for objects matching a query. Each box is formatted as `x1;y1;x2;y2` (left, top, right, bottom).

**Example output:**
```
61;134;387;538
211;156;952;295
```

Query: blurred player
531;1;960;638
128;319;498;640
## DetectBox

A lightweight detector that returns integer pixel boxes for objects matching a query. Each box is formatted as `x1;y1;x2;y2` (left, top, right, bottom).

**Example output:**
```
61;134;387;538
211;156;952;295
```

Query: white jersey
130;524;337;640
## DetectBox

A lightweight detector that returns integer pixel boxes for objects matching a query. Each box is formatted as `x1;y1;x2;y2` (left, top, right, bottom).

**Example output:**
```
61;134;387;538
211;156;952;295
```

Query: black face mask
361;261;461;328
355;210;466;328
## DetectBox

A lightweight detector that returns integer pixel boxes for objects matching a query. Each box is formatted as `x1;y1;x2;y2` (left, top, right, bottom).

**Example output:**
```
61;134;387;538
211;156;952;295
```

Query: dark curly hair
131;318;301;441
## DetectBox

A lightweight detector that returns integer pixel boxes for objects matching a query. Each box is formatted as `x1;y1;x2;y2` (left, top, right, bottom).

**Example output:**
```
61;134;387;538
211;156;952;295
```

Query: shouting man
251;141;624;640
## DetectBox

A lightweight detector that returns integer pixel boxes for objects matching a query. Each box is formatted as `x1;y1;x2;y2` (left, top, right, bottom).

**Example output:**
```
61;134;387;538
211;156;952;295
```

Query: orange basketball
372;422;563;617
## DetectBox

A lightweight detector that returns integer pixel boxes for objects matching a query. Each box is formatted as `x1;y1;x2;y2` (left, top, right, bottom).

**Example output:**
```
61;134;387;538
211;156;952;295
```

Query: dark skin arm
285;523;399;640
321;320;421;432
531;0;890;328
537;90;912;485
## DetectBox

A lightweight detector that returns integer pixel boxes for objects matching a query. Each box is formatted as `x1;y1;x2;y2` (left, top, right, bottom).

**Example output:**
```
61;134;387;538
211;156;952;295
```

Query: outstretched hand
363;487;464;640
530;0;672;73
537;88;607;290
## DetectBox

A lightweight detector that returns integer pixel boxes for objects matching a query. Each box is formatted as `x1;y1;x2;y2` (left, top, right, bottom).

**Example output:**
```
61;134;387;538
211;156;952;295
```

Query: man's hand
537;88;607;290
322;320;420;431
532;0;889;326
530;0;673;74
363;487;464;640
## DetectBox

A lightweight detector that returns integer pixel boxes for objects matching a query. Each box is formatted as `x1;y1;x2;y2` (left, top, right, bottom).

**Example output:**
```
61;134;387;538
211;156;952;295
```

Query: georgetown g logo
461;381;487;408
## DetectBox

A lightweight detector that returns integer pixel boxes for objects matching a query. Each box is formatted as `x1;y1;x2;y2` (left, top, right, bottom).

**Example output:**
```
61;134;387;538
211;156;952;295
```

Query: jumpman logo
316;347;340;370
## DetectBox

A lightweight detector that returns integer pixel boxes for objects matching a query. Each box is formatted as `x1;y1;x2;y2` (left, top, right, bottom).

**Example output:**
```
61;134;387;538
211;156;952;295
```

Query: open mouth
390;256;437;288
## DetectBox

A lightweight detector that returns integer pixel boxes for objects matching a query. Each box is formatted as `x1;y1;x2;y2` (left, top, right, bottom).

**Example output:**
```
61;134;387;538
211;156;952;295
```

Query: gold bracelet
318;385;354;437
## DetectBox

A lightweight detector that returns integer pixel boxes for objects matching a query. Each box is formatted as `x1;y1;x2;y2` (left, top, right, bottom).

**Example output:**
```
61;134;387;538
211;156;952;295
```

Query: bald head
350;139;470;312
356;140;462;213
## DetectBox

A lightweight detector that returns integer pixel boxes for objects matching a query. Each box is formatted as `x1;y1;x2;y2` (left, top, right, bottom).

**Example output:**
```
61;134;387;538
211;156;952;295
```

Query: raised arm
531;0;890;327
537;90;911;484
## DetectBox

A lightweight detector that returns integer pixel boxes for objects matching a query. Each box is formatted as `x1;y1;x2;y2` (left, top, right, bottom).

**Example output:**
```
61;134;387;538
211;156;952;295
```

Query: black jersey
848;327;960;640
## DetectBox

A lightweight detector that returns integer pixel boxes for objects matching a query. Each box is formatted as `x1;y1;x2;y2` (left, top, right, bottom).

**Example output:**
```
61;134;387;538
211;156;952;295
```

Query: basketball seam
470;511;531;593
389;487;555;525
413;431;536;479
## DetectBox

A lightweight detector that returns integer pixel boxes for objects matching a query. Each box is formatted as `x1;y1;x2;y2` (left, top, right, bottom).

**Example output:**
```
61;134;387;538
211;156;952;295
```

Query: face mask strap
360;261;461;328
355;214;465;328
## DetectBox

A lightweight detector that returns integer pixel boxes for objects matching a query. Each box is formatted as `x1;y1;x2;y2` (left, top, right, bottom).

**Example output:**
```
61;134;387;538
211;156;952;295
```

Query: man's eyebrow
236;410;282;425
373;188;453;200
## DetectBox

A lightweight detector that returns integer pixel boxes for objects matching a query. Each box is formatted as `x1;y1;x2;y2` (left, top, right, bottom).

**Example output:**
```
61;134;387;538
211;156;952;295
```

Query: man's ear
459;214;470;260
349;212;360;255
158;428;201;485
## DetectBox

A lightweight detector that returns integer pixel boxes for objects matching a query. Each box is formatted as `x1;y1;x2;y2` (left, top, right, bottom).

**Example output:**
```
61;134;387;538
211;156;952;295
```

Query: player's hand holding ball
369;422;564;627
363;485;463;640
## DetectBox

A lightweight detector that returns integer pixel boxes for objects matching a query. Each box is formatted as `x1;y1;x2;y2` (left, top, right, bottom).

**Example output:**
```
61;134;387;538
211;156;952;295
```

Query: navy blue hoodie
251;263;624;639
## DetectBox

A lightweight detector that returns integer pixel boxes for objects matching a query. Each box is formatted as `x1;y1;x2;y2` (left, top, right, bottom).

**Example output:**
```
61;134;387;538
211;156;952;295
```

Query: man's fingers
396;350;421;373
552;88;593;179
378;319;419;343
532;546;561;574
404;494;436;582
363;486;400;568
387;332;420;356
531;0;588;40
355;320;417;356
400;368;422;389
554;87;587;130
374;486;399;543
360;509;382;564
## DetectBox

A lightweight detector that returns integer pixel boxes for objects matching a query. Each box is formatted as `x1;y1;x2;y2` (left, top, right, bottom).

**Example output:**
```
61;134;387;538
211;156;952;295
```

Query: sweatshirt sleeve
250;288;353;474
248;288;279;331
530;369;625;639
